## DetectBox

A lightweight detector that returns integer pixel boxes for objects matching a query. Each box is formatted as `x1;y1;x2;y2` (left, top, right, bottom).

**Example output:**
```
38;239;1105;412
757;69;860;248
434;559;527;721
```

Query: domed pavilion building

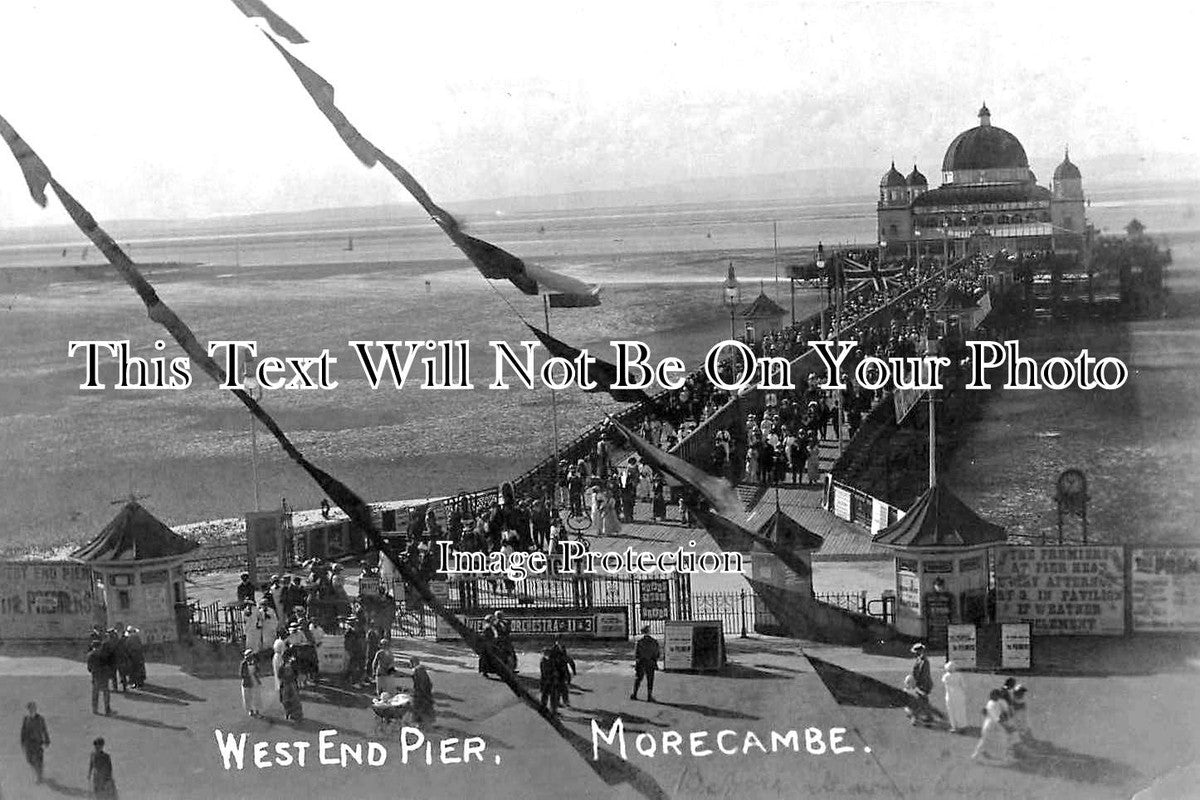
877;104;1086;258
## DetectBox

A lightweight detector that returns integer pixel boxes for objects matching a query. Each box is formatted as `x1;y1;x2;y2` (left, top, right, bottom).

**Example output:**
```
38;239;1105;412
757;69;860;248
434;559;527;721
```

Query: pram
372;692;414;737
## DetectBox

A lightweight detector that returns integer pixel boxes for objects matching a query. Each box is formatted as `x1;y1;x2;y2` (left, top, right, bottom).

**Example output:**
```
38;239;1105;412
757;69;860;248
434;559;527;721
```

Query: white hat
910;643;926;653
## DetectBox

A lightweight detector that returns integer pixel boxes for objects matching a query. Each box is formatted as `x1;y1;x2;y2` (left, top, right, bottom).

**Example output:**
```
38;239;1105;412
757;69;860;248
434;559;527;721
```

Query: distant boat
345;236;355;251
538;225;546;234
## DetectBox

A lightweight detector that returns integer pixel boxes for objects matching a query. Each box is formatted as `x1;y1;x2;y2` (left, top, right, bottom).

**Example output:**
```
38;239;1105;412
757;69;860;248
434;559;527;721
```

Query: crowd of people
85;624;147;716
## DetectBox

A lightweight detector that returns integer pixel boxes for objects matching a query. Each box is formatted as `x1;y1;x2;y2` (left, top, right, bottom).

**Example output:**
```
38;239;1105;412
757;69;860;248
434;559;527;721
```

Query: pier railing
660;256;976;481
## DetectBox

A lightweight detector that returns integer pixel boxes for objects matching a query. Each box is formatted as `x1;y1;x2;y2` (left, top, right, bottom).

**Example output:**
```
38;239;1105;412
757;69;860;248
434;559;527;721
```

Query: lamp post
723;262;741;340
913;229;921;260
244;371;264;511
941;221;951;272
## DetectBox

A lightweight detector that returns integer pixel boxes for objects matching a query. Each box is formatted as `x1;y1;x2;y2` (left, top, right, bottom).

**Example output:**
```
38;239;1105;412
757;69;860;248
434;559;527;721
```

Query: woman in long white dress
271;637;287;711
942;661;968;733
589;483;603;530
972;689;1011;763
600;491;621;534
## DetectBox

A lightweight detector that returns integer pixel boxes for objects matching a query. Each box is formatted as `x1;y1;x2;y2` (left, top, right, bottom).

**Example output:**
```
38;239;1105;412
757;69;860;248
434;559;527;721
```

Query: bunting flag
457;233;539;295
230;0;308;43
258;34;601;305
607;417;742;518
0;113;50;206
265;35;377;167
547;292;601;308
528;262;597;299
524;323;651;404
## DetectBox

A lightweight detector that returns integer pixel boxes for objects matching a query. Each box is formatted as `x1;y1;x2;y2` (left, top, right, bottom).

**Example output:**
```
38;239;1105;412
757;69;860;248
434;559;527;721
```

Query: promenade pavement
2;634;1196;800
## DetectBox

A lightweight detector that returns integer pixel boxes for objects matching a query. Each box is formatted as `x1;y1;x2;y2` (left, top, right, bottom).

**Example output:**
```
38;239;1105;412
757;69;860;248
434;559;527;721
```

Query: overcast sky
0;0;1195;225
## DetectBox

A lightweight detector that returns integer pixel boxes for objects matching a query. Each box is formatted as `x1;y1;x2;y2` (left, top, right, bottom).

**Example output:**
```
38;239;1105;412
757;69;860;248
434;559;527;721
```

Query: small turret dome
1054;146;1081;181
880;161;907;188
906;165;927;186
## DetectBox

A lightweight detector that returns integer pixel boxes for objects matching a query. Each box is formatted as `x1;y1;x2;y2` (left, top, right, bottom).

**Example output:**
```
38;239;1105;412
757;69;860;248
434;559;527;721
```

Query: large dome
941;104;1029;173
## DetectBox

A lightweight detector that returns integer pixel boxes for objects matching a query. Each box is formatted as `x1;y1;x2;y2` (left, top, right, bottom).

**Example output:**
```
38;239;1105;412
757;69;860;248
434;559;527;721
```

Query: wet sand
0;253;827;555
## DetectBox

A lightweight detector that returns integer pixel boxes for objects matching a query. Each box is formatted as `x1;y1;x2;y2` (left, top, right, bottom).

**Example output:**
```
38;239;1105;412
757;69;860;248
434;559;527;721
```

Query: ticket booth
71;501;199;644
872;483;1006;644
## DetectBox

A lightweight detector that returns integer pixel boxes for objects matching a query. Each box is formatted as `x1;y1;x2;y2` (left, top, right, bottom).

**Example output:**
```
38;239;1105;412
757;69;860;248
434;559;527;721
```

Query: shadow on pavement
109;711;189;732
1008;737;1142;787
806;655;909;708
137;683;206;702
117;689;188;707
651;699;760;721
711;663;790;680
43;777;91;797
285;715;373;741
579;708;669;729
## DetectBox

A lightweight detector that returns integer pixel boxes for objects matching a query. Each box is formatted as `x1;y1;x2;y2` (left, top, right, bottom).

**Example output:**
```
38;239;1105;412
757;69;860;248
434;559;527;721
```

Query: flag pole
545;295;562;501
928;387;937;489
773;220;779;298
836;260;844;456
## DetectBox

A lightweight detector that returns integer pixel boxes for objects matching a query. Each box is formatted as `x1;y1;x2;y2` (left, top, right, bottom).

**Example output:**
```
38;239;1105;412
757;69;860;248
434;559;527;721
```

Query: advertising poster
1001;623;1032;669
947;624;977;669
1130;547;1200;632
994;546;1126;635
833;487;852;521
662;621;695;671
0;561;98;641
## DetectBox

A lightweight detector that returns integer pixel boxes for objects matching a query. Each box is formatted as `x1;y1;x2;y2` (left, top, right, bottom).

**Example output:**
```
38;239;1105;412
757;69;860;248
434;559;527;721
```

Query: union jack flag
836;256;905;294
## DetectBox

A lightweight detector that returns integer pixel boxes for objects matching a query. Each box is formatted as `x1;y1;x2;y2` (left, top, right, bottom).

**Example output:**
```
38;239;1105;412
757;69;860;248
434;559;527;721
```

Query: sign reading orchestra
435;606;628;642
994;546;1125;635
638;579;671;621
0;561;99;641
1130;547;1200;632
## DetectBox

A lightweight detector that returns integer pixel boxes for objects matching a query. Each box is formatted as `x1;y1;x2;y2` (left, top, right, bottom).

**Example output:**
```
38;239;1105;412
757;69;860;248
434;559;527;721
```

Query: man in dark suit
20;701;50;783
630;626;661;702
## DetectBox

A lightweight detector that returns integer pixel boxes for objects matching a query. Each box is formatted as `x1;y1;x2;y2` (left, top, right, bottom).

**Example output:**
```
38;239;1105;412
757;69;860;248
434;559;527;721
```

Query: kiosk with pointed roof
71;501;199;643
748;497;826;597
873;482;1005;639
740;290;787;341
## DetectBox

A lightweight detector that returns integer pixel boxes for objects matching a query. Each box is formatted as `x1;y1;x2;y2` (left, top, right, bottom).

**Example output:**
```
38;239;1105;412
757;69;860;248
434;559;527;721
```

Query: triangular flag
266;35;377;167
547;292;601;308
525;261;600;299
458;234;539;295
230;0;308;44
0;113;50;207
525;324;651;403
